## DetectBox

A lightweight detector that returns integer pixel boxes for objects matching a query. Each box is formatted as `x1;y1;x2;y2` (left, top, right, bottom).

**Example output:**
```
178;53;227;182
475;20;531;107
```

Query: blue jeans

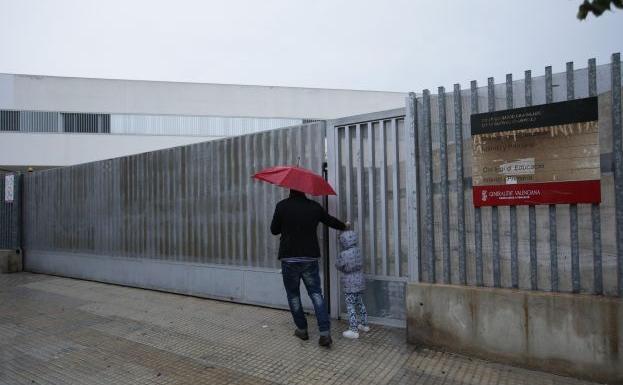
281;261;330;335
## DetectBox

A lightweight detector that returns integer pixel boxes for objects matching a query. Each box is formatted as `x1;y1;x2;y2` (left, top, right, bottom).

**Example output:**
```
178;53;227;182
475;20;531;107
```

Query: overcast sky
0;0;621;92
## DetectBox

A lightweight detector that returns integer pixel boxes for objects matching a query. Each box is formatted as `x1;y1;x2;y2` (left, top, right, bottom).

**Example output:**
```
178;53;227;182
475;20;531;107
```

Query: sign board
471;97;600;207
4;174;15;203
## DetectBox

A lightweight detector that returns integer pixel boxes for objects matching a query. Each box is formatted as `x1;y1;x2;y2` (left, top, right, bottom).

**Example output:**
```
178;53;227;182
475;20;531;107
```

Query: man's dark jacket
271;193;346;259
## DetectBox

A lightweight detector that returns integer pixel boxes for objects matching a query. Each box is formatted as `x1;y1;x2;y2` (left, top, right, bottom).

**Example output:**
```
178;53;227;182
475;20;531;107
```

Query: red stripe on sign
473;180;601;207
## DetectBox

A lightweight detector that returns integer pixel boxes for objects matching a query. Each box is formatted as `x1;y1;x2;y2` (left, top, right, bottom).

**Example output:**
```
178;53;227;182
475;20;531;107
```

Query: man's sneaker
358;324;370;332
342;330;359;339
318;335;333;347
294;329;309;341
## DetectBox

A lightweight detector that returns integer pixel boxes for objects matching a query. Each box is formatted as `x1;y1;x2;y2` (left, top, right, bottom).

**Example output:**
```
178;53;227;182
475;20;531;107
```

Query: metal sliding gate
22;122;327;310
327;53;622;325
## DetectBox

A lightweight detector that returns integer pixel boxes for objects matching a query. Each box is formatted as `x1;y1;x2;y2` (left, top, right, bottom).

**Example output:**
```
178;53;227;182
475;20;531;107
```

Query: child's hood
339;230;358;249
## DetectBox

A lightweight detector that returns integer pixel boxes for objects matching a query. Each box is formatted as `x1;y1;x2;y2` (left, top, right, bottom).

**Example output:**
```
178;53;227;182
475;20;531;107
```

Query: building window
0;111;20;131
62;113;110;133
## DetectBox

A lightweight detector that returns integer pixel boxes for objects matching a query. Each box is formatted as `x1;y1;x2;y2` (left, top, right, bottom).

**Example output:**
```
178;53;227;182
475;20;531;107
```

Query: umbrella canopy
253;166;337;196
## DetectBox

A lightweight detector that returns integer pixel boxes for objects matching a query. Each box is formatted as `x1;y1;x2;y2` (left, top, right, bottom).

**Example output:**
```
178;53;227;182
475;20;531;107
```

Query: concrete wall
406;283;622;384
0;73;406;119
0;249;22;273
0;132;219;167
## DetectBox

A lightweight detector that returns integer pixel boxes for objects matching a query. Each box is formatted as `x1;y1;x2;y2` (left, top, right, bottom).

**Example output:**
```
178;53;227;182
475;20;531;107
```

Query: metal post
406;93;421;282
471;80;484;286
439;87;451;283
612;53;623;297
545;65;558;292
508;73;519;289
568;61;581;293
367;122;377;276
423;90;435;282
588;58;603;295
488;77;501;288
454;84;467;285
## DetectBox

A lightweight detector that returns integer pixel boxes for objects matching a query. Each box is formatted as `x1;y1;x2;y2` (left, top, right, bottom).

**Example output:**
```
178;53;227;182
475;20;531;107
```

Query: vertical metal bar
327;122;341;317
165;152;172;260
253;132;263;267
132;156;138;257
355;124;365;269
187;146;194;262
236;137;244;265
488;77;501;288
193;144;200;262
152;152;159;260
406;93;421;282
208;141;216;263
545;66;553;104
245;135;253;267
176;149;183;261
269;130;278;268
367;122;377;276
438;87;451;283
545;65;558;292
423;90;435;282
529;197;537;289
471;80;483;286
345;126;353;223
508;73;519;289
380;120;389;276
206;142;216;263
234;137;241;265
391;119;401;277
142;154;148;258
182;148;189;261
133;156;139;258
262;132;270;267
524;70;536;291
589;58;603;295
222;141;229;264
612;52;623;297
567;61;581;293
216;141;223;264
453;85;466;285
159;151;165;260
198;143;205;262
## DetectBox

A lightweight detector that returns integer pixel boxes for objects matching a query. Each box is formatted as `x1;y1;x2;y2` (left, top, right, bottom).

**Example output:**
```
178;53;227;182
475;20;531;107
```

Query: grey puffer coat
336;231;366;293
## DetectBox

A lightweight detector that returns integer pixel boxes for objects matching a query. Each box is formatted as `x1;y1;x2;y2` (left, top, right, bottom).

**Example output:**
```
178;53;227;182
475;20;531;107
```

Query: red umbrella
253;166;337;196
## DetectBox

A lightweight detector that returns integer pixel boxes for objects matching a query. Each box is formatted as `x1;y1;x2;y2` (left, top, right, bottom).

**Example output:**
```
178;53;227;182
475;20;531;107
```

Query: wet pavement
0;273;599;385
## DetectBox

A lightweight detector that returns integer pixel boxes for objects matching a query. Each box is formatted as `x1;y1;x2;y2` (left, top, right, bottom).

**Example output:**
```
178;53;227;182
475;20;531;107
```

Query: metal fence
407;53;622;297
0;172;21;250
11;54;623;324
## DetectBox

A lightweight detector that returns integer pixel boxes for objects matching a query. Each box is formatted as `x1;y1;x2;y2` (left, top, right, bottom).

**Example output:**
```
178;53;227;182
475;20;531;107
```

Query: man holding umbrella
254;165;348;347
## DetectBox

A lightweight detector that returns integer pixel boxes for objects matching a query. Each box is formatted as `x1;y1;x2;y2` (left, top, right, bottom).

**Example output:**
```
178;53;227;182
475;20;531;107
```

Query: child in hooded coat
336;230;370;339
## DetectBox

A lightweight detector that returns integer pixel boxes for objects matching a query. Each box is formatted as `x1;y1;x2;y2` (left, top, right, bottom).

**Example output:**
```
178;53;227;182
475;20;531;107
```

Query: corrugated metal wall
23;122;325;268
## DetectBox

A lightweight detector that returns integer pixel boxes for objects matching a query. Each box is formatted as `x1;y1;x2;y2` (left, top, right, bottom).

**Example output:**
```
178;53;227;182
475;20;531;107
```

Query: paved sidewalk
0;273;598;385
